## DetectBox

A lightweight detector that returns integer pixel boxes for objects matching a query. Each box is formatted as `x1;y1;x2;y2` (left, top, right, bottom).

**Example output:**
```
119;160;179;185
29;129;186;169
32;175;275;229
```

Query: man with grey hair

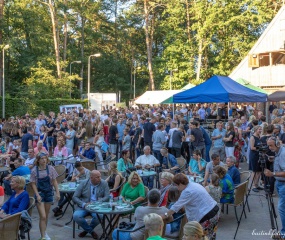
112;189;172;240
226;156;240;185
135;146;160;189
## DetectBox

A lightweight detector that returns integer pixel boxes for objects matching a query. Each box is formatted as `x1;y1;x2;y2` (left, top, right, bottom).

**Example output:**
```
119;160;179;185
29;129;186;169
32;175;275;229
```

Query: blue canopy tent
172;75;267;103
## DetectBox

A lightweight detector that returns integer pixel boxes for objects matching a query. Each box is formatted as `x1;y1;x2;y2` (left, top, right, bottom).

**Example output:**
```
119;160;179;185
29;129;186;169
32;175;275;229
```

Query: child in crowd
205;173;222;215
122;128;131;151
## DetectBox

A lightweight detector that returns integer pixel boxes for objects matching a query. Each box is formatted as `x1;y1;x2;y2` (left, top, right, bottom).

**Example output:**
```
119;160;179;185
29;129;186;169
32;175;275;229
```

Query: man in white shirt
168;121;178;153
135;146;160;189
24;149;36;169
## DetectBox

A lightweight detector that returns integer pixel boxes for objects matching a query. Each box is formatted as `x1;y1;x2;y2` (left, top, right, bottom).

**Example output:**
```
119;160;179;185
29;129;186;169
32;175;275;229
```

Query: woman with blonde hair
76;120;86;146
120;171;145;207
183;221;208;240
93;128;105;168
0;176;29;217
106;161;123;197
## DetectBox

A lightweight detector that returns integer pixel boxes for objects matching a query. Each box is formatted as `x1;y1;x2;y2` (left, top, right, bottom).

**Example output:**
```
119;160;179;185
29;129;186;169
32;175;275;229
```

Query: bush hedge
0;97;87;117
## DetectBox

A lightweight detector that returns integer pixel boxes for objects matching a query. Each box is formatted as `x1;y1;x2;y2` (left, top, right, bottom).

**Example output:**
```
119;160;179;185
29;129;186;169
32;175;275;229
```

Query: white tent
135;90;181;104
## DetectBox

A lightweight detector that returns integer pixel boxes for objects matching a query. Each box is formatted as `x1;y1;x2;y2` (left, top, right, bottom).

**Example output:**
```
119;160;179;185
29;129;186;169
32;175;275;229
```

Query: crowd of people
0;101;284;239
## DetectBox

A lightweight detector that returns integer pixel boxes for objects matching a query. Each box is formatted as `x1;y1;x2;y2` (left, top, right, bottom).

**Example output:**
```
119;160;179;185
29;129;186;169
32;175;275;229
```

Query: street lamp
69;60;81;97
88;53;101;108
2;44;9;119
133;66;141;99
169;69;178;90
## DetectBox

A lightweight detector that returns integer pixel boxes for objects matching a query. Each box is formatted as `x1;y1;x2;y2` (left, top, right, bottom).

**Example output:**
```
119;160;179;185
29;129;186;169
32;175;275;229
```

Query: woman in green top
144;213;166;240
117;150;133;172
121;171;145;207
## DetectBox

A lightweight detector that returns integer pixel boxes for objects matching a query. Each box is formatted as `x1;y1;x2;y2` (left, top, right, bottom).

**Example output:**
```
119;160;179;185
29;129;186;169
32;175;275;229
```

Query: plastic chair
0;212;22;240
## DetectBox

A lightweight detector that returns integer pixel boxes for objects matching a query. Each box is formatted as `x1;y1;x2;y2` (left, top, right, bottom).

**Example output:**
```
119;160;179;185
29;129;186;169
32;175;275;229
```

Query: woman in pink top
53;140;68;158
34;140;48;155
0;186;4;206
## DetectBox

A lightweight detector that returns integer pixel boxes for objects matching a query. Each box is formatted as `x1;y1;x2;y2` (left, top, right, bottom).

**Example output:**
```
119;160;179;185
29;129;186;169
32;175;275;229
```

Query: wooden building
230;6;285;93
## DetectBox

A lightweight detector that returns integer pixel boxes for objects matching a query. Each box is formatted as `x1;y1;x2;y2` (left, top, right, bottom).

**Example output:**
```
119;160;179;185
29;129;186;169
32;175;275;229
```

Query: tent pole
228;102;230;120
172;103;174;120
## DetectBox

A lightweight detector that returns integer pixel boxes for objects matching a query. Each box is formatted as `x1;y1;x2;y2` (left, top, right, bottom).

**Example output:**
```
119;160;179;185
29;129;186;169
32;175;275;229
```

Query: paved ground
26;162;281;240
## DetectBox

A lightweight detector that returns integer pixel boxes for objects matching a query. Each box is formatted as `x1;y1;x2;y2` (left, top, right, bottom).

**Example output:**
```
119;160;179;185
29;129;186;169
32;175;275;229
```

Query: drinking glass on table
126;198;131;207
97;197;103;205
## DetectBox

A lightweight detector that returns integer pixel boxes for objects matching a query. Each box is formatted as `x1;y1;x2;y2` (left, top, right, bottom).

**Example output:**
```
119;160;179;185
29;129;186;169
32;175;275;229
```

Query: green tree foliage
1;0;283;105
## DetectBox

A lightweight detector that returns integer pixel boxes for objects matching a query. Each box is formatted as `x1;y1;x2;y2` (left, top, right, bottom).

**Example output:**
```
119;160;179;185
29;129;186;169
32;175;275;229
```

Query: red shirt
0;186;4;197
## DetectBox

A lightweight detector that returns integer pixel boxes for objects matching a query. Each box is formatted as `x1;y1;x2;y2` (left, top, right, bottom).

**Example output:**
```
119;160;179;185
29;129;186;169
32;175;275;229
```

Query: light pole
2;44;9;119
169;68;178;90
69;60;81;98
88;53;101;108
133;66;141;99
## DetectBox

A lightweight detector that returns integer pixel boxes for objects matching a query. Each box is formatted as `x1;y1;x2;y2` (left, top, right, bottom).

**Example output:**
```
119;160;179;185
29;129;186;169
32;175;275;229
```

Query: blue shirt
117;123;126;141
152;130;166;151
198;108;206;120
212;128;226;148
163;153;179;170
189;158;207;176
2;191;29;214
83;148;96;160
200;126;212;145
227;165;241;185
90;184;98;202
12;166;31;176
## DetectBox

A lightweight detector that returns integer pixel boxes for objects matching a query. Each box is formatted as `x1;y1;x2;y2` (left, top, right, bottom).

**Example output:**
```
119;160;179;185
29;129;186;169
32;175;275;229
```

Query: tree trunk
144;0;155;90
0;0;4;96
80;15;85;97
48;0;61;78
185;0;191;43
62;0;68;72
196;39;203;81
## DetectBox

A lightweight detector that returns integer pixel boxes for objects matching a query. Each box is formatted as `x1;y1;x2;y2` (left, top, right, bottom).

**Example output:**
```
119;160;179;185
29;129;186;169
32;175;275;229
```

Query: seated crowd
2;104;272;240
